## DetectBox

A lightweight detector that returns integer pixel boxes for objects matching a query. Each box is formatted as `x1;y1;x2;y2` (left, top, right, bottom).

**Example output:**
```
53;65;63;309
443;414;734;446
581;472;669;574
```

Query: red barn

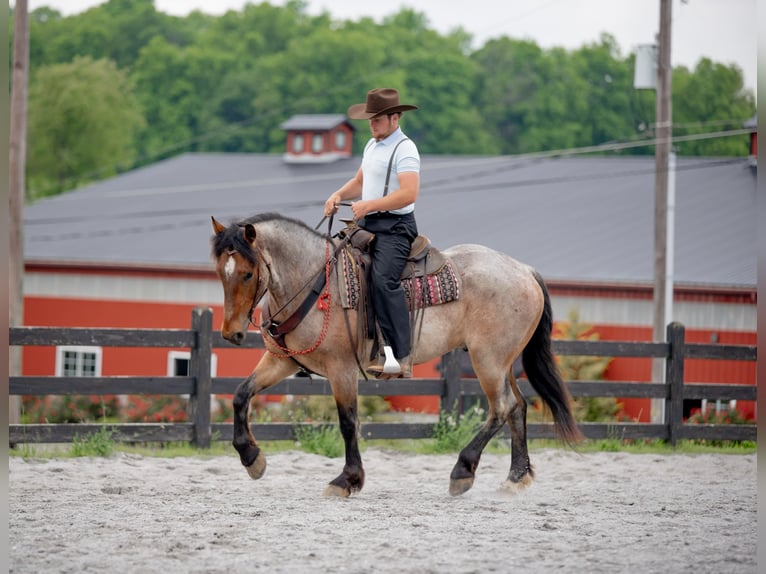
279;114;355;163
19;124;757;423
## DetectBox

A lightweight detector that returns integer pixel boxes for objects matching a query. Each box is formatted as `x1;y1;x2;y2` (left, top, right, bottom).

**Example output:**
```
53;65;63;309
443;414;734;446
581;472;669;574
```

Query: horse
210;212;581;497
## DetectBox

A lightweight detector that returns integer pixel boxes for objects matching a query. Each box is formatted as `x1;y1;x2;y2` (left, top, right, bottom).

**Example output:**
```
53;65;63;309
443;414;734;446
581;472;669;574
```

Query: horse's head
211;217;266;345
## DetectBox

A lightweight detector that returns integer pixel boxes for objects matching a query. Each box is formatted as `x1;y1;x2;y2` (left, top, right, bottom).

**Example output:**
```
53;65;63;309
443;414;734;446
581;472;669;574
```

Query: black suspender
382;138;410;197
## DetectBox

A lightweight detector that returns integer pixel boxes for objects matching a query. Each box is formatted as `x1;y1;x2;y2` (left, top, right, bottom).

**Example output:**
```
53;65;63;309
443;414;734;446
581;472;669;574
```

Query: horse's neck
259;223;328;309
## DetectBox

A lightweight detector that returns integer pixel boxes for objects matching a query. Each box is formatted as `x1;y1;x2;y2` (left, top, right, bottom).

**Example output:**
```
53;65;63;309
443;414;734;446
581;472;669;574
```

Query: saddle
336;222;460;363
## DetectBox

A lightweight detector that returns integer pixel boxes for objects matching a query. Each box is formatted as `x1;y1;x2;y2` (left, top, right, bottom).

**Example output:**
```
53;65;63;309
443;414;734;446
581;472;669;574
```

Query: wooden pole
9;0;29;425
651;0;672;422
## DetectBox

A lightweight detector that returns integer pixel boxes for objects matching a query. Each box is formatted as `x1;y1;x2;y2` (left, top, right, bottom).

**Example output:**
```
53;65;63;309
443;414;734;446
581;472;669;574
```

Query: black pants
359;212;418;360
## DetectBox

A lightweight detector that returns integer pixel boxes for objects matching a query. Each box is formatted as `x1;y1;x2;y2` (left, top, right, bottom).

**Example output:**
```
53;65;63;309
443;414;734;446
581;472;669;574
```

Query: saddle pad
339;248;461;310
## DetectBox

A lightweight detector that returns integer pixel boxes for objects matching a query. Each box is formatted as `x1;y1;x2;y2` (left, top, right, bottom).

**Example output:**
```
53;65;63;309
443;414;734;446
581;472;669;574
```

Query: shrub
553;309;618;422
21;394;120;423
293;424;344;457
423;404;485;454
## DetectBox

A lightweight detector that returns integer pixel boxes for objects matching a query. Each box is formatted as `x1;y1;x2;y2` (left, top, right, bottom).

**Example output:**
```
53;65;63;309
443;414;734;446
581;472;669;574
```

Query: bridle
242;233;349;358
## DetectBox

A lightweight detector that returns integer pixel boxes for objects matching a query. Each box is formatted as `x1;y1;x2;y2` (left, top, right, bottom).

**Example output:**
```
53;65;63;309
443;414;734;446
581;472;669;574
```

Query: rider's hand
351;200;372;221
324;193;340;217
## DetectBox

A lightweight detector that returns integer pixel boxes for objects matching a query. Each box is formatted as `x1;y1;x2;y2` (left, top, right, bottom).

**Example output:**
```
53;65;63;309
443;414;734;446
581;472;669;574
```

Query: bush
293;424;344;457
423;404;485;454
22;394;120;423
553;309;618;423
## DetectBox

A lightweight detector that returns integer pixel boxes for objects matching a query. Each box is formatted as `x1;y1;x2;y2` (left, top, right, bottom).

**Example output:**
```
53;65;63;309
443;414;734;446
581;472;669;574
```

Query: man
324;88;420;378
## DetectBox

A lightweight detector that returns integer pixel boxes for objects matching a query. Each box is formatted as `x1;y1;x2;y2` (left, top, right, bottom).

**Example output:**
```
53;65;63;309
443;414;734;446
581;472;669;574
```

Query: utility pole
10;0;29;425
651;0;672;423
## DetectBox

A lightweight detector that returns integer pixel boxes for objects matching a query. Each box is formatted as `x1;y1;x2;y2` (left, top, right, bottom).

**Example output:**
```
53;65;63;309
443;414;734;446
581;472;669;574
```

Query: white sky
24;0;757;93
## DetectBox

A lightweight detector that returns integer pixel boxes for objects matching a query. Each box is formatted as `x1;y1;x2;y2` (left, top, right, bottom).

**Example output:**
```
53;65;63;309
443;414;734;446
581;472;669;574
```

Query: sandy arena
9;448;756;573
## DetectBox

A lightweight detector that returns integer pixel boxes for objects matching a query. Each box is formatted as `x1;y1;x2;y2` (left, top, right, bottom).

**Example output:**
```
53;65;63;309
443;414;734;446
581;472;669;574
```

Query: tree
671;58;754;156
27;56;145;198
554;309;618;422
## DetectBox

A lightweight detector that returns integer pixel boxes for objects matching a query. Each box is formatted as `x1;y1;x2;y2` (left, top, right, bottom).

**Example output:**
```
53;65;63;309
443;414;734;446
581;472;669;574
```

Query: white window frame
292;134;304;153
167;351;218;378
312;133;324;153
334;130;346;150
55;346;102;377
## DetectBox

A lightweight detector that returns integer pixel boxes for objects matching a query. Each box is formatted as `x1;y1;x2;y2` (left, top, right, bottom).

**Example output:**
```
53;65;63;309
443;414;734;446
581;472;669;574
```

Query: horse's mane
211;212;325;264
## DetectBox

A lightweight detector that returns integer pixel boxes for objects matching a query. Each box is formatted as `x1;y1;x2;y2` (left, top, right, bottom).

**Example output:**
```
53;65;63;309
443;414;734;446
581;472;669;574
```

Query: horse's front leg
323;372;364;497
232;353;298;480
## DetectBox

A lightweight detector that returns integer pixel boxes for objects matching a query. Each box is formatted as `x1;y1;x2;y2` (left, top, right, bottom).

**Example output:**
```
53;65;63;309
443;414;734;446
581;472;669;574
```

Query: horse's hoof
500;472;533;494
244;450;267;480
322;484;350;498
449;477;474;496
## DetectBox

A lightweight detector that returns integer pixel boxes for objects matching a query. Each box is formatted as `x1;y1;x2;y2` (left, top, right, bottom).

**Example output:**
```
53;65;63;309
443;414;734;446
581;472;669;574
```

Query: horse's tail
521;270;583;446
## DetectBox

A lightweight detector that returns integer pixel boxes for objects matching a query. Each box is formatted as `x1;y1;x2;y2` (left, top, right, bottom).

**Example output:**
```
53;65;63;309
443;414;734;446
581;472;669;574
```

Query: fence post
441;349;462;416
665;322;686;447
189;307;213;448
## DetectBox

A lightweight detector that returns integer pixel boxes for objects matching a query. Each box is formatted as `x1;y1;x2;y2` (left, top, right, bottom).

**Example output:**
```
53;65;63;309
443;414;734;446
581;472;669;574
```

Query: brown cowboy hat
347;88;418;120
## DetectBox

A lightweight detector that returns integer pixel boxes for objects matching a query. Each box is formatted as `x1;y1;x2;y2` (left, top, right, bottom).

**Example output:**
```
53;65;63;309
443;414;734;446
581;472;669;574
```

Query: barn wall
22;272;756;420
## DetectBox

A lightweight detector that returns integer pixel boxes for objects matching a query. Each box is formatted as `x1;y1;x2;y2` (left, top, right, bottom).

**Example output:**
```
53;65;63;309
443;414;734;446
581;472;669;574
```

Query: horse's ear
211;217;226;234
244;223;256;244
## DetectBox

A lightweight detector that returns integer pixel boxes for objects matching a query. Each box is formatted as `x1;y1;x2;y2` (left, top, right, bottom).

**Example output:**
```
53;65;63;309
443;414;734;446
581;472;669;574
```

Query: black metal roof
23;152;757;289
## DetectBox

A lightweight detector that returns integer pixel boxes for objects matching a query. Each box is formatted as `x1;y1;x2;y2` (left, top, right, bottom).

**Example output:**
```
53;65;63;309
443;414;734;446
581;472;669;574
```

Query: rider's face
369;114;398;141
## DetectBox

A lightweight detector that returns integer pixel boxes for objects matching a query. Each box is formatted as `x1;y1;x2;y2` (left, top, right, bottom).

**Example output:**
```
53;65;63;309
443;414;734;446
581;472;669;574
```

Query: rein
257;223;350;358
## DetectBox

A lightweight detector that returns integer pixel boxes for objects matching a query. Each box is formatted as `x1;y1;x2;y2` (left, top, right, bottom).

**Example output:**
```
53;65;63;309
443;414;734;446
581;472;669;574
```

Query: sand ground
9;448;756;573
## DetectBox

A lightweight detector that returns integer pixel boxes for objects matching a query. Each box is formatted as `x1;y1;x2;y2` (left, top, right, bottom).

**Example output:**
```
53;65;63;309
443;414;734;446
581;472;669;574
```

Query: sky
24;0;757;94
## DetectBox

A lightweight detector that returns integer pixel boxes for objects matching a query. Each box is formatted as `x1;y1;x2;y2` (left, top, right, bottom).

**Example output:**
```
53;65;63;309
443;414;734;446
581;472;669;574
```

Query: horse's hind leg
502;371;534;493
449;355;513;496
449;407;507;496
323;371;365;498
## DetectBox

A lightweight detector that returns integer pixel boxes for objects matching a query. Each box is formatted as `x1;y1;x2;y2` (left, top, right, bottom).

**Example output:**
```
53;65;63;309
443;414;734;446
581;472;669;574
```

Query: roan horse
211;212;581;497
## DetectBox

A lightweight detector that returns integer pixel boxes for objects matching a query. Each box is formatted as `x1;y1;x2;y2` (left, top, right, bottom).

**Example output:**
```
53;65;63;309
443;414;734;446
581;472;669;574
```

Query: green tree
671;58;754;156
27;56;145;199
554;308;618;422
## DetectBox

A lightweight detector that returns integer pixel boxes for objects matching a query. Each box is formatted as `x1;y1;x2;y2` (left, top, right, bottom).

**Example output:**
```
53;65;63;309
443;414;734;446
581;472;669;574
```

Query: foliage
14;2;754;197
553;309;619;422
293;424;344;458
21;394;120;423
26;56;145;199
422;404;487;454
70;426;115;457
686;406;750;426
685;406;753;448
21;394;189;423
252;394;391;424
121;395;189;423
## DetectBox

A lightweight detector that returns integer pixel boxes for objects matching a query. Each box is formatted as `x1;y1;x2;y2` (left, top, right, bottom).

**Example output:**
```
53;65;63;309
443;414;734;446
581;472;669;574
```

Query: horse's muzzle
224;330;246;345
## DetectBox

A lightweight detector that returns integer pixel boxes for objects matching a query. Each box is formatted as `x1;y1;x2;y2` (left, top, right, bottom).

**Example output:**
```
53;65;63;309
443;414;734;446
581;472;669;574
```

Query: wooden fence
9;307;757;448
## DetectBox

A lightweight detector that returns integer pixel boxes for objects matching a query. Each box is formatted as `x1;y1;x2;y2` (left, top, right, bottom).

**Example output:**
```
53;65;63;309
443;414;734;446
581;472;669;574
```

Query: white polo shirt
360;128;420;215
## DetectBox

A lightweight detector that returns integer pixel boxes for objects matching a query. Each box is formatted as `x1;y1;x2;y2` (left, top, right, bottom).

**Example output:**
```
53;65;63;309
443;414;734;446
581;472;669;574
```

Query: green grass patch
70;427;115;457
293;424;344;458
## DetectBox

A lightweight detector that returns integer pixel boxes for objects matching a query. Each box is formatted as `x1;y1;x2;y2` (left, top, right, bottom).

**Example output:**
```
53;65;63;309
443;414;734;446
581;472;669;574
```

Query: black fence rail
9;307;757;447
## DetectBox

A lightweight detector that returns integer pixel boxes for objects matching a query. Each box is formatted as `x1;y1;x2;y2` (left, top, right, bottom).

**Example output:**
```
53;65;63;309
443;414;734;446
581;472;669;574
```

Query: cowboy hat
347;88;418;120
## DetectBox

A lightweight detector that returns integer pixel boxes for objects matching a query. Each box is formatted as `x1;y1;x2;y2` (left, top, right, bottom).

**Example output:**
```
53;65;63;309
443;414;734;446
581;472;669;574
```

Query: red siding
21;297;756;420
23;297;265;379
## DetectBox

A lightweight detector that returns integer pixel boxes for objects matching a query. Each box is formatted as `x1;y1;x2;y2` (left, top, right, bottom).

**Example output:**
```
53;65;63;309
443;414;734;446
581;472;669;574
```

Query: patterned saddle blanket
338;244;461;311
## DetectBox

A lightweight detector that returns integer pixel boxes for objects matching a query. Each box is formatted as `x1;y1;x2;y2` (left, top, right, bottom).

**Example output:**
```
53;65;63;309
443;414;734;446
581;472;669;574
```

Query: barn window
167;351;219;405
292;134;304;153
312;133;324;153
167;351;218;377
335;131;346;149
55;346;102;377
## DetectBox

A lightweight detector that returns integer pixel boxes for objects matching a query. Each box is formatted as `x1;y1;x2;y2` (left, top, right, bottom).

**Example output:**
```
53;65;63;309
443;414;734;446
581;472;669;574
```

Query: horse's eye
243;272;253;281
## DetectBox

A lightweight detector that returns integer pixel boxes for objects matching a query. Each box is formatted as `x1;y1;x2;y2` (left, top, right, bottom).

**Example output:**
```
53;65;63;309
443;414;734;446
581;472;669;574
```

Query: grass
10;408;756;459
70;426;115;457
